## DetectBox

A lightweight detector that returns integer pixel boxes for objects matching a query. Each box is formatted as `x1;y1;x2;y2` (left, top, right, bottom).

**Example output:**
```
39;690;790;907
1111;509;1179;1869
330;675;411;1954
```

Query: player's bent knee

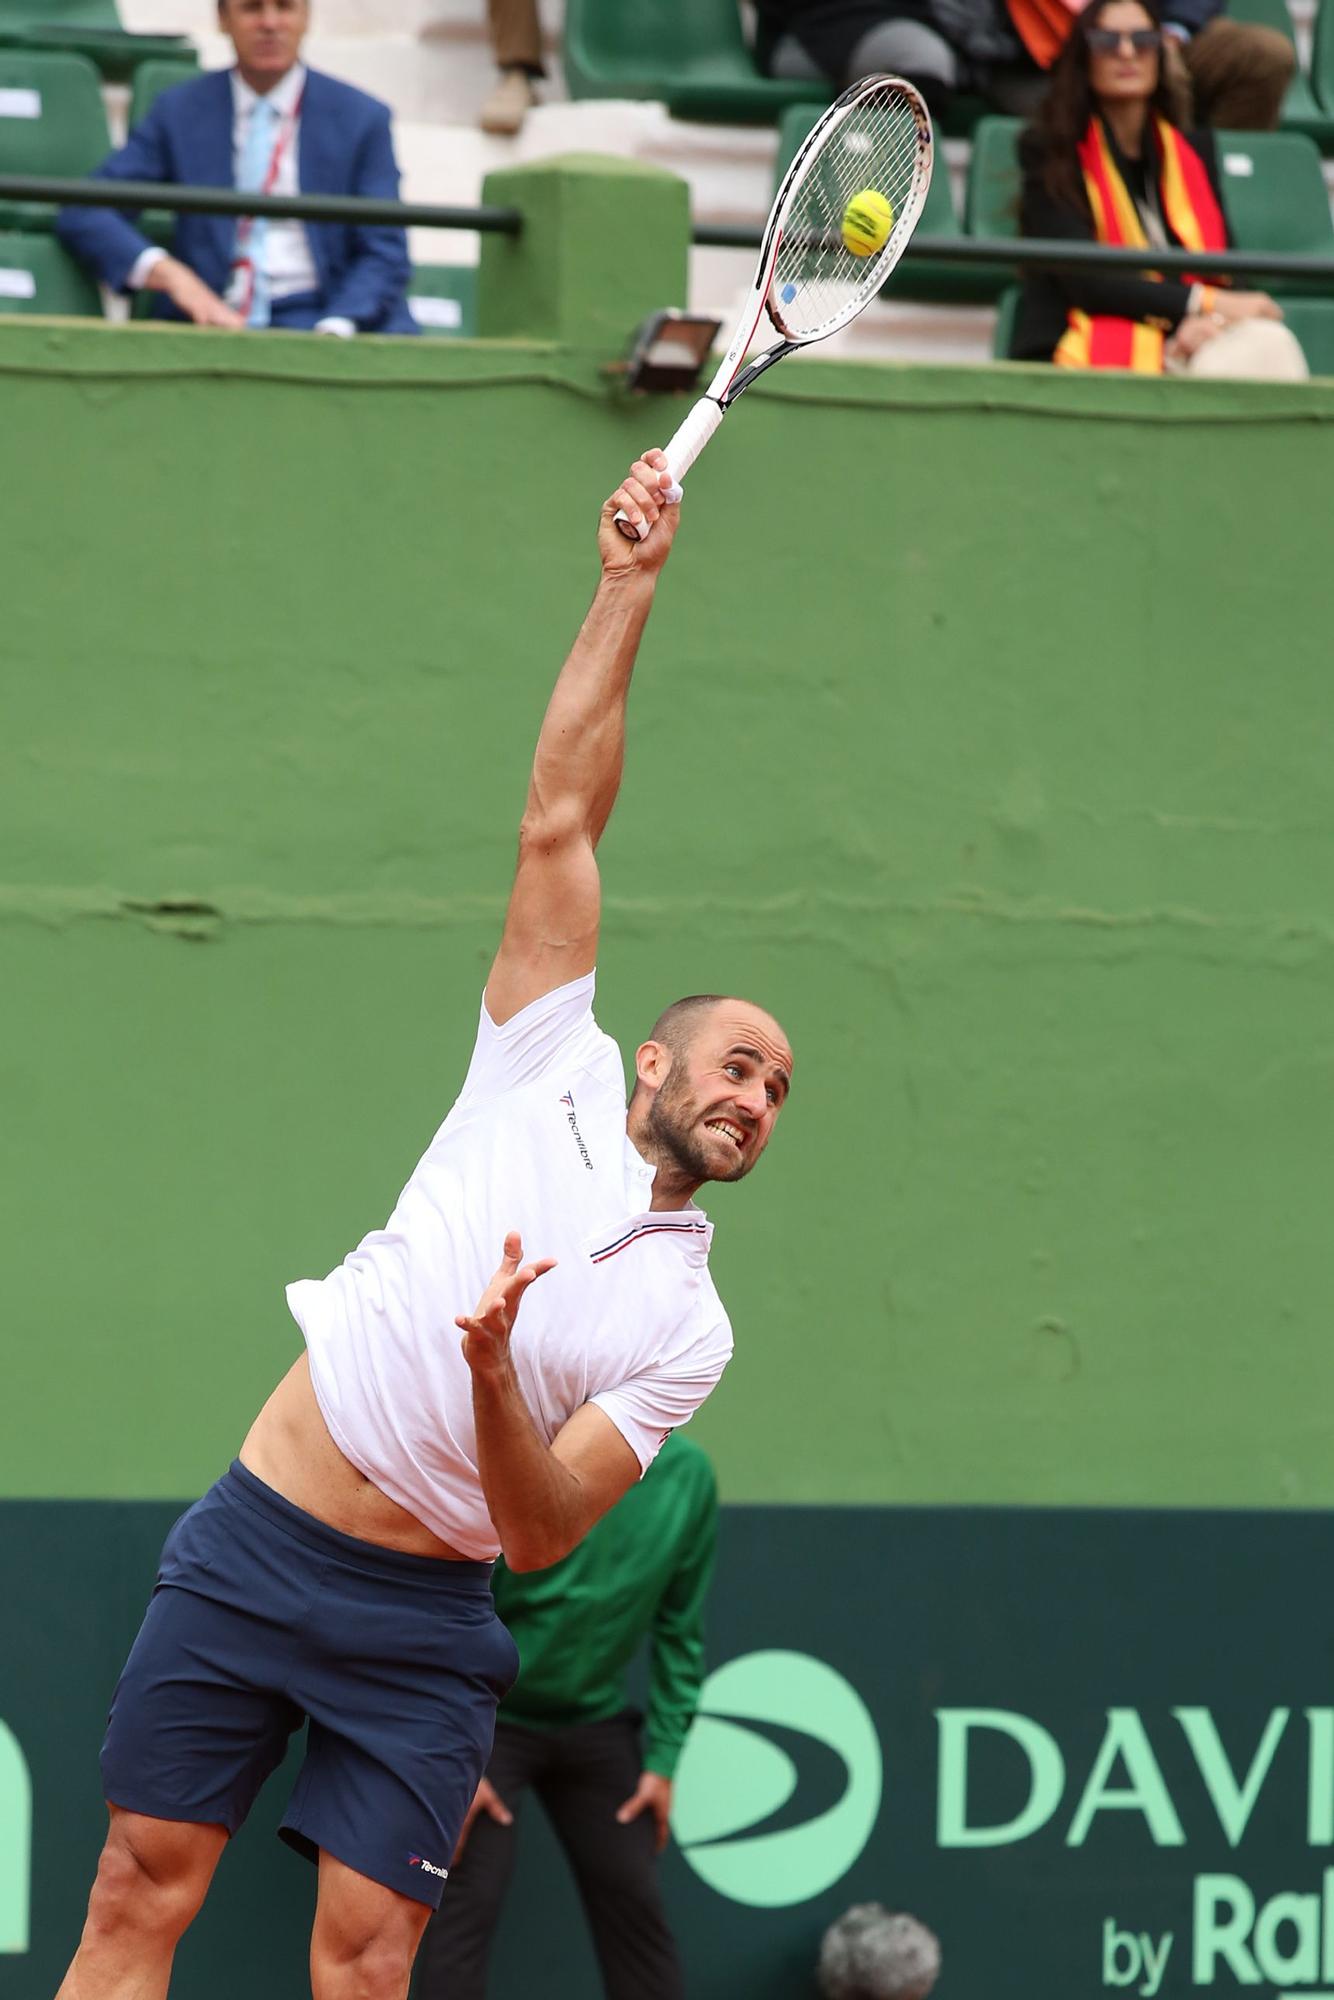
348;1932;421;1997
313;1925;426;2000
313;1889;430;1999
87;1816;220;1944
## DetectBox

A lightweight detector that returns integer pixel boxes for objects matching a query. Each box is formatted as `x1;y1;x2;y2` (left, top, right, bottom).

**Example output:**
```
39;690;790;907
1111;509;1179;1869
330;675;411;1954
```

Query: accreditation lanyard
229;85;305;318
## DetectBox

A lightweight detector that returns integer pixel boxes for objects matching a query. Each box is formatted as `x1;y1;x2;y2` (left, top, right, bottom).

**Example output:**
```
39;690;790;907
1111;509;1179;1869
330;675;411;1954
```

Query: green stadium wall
3;324;1331;1513
3;317;1334;1998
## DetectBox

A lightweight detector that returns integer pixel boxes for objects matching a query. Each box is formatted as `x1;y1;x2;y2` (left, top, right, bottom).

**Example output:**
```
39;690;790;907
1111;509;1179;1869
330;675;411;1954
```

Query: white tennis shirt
287;973;733;1559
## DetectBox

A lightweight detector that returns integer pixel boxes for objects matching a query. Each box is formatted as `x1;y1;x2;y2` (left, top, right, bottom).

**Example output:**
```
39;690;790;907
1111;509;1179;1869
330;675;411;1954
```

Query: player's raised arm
484;451;682;1026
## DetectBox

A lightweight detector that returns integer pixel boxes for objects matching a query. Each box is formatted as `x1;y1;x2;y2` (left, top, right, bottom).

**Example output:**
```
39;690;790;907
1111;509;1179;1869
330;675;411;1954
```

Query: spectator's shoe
481;68;536;136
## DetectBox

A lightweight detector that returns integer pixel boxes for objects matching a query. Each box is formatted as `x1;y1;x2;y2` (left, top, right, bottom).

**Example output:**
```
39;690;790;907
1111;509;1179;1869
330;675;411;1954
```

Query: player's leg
55;1807;227;2000
413;1722;550;2000
766;33;825;80
57;1470;310;1994
540;1714;683;2000
847;19;959;106
275;1516;519;1994
310;1852;432;2000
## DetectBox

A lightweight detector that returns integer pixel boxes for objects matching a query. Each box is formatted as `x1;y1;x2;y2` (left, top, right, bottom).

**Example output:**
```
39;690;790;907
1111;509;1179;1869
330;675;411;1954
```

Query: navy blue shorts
100;1461;518;1908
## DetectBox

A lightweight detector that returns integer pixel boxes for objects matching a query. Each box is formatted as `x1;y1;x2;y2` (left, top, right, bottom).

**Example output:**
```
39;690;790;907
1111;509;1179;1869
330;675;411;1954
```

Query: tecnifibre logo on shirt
558;1091;594;1171
408;1853;448;1880
670;1651;882;1909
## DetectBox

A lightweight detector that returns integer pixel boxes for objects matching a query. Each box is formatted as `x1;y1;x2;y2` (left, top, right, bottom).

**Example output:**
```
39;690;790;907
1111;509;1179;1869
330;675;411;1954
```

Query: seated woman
1011;0;1306;378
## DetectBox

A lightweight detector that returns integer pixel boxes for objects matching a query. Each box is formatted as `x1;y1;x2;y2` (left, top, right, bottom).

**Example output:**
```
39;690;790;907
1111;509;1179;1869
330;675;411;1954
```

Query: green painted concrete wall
3;322;1332;1509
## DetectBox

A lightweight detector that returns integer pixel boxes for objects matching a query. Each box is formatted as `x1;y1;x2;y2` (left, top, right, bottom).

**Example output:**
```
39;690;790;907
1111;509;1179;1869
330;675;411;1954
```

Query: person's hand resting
143;254;245;330
615;1771;674;1853
1212;290;1283;323
452;1777;513;1864
1168;286;1285;366
1166;312;1225;364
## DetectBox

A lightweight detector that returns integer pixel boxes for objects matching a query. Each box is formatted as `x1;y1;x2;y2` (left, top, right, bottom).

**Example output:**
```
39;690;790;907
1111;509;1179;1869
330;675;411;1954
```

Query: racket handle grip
612;397;724;542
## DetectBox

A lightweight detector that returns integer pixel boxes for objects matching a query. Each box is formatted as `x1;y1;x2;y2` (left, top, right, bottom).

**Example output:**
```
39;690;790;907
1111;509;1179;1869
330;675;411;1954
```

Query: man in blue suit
58;0;418;334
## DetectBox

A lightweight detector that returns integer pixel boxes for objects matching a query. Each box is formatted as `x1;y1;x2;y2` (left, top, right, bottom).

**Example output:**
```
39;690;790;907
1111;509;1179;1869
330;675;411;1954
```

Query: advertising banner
653;1505;1334;2000
3;1502;1330;1999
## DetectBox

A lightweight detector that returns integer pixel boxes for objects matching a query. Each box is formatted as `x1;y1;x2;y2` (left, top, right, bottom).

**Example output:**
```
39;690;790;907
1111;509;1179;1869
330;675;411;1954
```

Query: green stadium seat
407;263;477;336
0;222;100;309
1212;128;1334;291
3;0;133;36
562;0;824;122
1314;0;1334;119
774;99;1006;302
128;51;198;125
772;99;825;179
0;0;191;85
939;92;989;141
1275;296;1334;374
992;282;1019;358
1213;129;1333;253
1224;0;1334;144
0;47;108;226
964;115;1023;239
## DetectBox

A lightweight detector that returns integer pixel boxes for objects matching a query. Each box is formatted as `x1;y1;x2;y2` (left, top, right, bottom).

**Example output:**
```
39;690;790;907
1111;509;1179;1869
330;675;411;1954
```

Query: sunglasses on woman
1085;25;1162;49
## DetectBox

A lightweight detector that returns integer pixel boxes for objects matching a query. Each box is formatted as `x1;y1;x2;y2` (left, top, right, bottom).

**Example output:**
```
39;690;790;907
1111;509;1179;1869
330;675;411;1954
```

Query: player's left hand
457;1231;556;1375
615;1771;674;1852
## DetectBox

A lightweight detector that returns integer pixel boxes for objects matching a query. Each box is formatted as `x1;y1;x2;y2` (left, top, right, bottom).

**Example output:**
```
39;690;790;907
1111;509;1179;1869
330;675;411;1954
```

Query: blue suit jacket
57;66;418;335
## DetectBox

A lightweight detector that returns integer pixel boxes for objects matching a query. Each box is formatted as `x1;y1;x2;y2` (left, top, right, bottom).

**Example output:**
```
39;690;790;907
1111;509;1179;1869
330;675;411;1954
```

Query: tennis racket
615;74;933;541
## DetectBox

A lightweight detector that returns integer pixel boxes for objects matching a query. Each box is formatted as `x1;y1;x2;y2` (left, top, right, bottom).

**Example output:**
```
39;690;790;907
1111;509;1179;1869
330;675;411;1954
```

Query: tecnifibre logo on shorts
670;1651;882;1909
408;1853;448;1880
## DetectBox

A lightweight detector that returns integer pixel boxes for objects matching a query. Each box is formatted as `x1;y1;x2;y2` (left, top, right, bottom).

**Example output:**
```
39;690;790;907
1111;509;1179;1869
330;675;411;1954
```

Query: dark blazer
1011;123;1229;361
56;66;417;335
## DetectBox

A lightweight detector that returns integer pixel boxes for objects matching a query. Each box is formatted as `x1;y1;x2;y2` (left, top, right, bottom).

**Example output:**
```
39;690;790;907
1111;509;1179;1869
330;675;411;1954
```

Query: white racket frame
616;74;933;539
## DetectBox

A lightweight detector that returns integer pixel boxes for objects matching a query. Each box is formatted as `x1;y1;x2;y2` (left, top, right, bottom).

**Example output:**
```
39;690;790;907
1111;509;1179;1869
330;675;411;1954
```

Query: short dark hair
646;994;725;1054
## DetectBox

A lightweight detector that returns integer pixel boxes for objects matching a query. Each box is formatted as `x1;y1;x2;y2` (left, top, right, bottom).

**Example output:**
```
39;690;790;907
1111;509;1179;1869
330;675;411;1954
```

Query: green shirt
492;1433;719;1779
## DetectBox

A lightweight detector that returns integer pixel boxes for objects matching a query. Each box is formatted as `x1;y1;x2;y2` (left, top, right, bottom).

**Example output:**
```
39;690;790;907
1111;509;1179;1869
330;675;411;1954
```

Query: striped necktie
238;93;278;329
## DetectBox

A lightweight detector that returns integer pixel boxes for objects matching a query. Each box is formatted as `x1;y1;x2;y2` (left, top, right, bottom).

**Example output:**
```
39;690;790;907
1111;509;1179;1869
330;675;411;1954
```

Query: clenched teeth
706;1120;746;1148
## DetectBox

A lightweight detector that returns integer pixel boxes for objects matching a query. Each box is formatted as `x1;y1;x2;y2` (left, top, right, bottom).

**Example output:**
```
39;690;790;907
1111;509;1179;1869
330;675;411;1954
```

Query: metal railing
691;219;1334;284
2;175;1333;287
0;175;525;235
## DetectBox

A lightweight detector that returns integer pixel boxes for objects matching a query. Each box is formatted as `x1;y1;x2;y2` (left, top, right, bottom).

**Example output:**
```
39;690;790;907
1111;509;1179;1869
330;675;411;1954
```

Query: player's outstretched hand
457;1230;556;1375
598;449;681;580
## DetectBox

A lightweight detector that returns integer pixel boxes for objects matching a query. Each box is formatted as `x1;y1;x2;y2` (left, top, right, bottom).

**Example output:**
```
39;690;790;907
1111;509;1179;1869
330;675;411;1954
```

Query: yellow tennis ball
841;189;894;258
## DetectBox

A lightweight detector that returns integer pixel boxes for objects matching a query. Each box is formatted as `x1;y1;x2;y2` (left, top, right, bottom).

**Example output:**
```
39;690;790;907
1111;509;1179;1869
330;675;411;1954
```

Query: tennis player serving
57;449;793;2000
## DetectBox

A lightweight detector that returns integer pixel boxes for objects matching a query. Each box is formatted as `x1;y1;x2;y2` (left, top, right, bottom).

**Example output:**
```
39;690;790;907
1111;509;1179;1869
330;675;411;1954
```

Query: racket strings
771;84;930;342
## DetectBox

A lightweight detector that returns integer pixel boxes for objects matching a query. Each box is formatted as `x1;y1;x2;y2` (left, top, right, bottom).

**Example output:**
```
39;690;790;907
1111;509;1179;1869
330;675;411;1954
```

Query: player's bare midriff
239;1354;474;1560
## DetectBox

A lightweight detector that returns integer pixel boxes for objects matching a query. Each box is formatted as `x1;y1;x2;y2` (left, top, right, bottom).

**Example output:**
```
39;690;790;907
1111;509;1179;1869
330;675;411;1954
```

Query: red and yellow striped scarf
1053;115;1227;374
